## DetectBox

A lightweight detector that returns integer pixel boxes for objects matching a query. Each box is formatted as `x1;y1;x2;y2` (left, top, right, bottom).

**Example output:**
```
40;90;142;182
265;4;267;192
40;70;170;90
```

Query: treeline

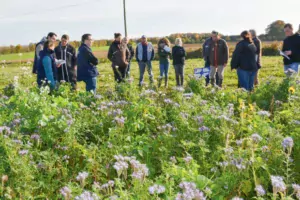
0;20;290;55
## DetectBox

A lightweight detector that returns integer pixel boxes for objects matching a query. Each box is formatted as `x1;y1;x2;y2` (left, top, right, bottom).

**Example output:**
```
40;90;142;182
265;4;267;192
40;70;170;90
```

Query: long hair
241;31;253;43
158;37;171;48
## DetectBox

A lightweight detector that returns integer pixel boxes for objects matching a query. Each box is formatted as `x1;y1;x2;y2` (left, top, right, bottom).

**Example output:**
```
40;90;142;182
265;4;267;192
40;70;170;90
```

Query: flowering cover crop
0;74;300;199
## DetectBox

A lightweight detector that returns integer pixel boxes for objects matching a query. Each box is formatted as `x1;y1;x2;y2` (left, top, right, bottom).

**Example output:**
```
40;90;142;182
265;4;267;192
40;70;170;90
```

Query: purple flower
255;185;266;196
199;126;210;132
30;134;40;141
282;137;294;151
148;184;166;195
19;150;28;156
74;191;99;200
60;186;72;199
251;133;262;143
271;176;286;194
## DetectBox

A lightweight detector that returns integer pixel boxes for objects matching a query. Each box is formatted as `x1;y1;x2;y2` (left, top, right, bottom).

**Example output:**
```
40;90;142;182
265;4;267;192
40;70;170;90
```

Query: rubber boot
165;77;168;88
158;77;162;88
218;79;223;88
210;78;215;86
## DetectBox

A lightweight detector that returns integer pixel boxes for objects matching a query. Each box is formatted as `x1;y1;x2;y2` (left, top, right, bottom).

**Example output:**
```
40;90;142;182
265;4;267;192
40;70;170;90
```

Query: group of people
32;24;300;93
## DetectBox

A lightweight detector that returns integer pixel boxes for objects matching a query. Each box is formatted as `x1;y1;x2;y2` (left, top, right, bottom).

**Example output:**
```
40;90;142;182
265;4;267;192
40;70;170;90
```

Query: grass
0;56;284;90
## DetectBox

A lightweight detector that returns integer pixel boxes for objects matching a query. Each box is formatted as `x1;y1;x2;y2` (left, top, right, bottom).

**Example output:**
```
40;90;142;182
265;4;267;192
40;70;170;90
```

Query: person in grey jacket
206;31;229;87
136;35;155;86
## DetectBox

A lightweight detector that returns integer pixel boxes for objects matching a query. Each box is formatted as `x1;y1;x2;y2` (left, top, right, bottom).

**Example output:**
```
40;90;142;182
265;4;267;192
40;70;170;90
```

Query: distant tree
28;43;35;52
15;44;22;53
265;20;286;40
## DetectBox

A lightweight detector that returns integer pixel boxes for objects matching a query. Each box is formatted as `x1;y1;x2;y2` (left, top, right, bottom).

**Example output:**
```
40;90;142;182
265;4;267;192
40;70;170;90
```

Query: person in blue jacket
37;40;58;90
77;34;99;93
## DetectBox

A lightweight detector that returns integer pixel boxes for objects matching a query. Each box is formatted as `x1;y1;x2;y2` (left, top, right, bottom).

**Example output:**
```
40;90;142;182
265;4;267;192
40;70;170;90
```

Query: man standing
207;31;229;87
33;32;57;74
249;29;262;85
202;36;219;86
136;35;155;86
282;24;300;74
77;34;99;93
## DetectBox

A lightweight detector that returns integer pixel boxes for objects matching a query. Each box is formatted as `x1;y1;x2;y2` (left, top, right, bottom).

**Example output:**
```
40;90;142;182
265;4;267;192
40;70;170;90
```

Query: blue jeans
83;77;97;93
138;61;154;85
159;63;170;78
284;63;300;73
237;69;257;91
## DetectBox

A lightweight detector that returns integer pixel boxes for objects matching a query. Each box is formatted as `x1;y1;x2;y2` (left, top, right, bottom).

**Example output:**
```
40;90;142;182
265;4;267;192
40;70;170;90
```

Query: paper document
279;50;290;60
164;46;171;52
56;59;66;65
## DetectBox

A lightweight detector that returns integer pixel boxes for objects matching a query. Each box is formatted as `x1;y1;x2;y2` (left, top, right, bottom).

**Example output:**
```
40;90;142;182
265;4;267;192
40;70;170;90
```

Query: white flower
76;172;89;182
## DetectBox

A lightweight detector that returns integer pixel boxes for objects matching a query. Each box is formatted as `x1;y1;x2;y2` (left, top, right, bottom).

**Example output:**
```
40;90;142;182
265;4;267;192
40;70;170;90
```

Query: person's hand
125;62;129;65
57;64;62;68
285;51;292;56
74;66;77;71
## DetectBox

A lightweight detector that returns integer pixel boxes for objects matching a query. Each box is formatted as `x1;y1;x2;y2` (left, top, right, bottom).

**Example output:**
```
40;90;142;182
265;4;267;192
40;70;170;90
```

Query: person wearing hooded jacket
32;32;57;74
231;31;258;91
54;34;77;89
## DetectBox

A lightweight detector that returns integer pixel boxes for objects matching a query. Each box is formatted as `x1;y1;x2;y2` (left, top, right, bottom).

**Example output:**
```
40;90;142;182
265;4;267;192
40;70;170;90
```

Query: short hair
175;38;183;46
211;31;219;35
249;29;257;37
81;34;92;43
284;23;293;29
43;40;55;49
61;34;69;40
114;33;122;39
47;32;57;38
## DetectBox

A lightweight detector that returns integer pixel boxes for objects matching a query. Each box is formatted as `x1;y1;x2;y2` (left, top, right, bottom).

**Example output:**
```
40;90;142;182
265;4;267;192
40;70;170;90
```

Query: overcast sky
0;0;299;46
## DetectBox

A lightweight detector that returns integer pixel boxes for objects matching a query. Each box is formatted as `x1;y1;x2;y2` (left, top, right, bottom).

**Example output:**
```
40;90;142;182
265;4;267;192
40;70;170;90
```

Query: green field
1;56;300;199
0;56;284;90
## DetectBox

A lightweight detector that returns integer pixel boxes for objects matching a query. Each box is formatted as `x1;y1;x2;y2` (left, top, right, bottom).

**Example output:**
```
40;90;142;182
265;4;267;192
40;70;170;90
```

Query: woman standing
37;40;58;90
108;33;130;82
231;31;258;91
172;38;186;87
158;38;171;87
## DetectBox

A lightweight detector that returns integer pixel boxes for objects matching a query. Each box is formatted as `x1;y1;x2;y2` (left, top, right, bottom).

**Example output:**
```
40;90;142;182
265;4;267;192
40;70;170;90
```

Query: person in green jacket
157;38;171;87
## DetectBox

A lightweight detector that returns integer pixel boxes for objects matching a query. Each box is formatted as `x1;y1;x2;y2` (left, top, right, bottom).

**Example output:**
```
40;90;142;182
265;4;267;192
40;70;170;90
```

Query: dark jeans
237;69;257;91
112;64;127;83
83;77;97;93
174;64;184;86
126;61;131;78
138;61;154;85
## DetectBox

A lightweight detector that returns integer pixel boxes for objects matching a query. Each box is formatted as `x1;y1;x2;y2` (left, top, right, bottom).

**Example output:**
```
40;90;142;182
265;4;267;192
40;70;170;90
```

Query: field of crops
0;57;300;199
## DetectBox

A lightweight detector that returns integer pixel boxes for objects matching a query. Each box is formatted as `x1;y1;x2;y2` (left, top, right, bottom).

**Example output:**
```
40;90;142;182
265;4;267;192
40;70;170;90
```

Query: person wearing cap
206;31;229;87
136;35;155;86
249;29;262;86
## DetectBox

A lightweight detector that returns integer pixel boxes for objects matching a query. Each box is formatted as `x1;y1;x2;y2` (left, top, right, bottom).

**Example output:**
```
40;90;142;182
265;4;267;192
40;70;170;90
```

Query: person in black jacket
249;30;262;85
231;31;258;91
172;38;186;87
282;23;300;75
124;37;134;78
54;34;77;90
107;33;130;82
77;34;99;93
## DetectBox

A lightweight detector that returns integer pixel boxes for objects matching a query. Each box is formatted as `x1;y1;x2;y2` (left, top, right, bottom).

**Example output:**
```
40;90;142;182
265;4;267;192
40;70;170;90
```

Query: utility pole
123;0;127;37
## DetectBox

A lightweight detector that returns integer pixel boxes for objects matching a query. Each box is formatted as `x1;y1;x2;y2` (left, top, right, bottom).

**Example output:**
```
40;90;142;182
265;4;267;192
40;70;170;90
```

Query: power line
0;0;101;21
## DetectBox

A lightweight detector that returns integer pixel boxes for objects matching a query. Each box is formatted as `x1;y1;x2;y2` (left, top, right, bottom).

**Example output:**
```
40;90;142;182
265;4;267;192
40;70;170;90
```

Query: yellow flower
289;86;295;94
249;104;254;111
